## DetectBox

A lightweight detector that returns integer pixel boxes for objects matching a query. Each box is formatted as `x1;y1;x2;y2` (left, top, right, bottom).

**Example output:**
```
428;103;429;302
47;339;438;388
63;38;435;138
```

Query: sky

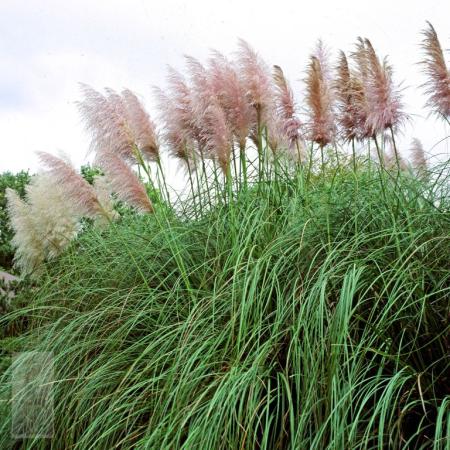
0;0;449;177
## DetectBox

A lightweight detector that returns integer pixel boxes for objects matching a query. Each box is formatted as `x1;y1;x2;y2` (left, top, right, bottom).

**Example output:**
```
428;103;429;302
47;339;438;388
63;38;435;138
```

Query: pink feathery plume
267;114;306;162
208;51;254;149
185;55;232;172
200;102;232;173
104;87;154;163
350;38;373;139
266;113;288;153
334;51;363;142
37;152;107;219
96;152;153;213
314;40;334;83
165;67;204;147
121;89;160;162
77;84;135;162
272;65;304;149
153;86;195;168
305;41;336;147
361;39;406;135
420;22;450;118
236;39;274;124
410;138;428;172
184;55;217;133
185;56;211;94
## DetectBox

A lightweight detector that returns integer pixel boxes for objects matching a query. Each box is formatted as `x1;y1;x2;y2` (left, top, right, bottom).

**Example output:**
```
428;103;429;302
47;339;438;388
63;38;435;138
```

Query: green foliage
1;162;449;449
80;164;103;185
0;171;31;271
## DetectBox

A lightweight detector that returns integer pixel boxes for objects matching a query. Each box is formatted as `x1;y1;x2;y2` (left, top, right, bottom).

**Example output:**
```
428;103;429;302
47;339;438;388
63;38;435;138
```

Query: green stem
295;139;303;167
239;142;248;192
389;126;401;174
185;157;199;217
156;157;171;207
306;142;314;185
256;106;263;185
373;135;387;201
351;138;356;173
320;145;325;174
198;146;212;209
230;143;239;192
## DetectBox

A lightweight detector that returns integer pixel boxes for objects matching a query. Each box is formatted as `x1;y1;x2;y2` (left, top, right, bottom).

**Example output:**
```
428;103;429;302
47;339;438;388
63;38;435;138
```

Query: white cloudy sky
0;0;449;175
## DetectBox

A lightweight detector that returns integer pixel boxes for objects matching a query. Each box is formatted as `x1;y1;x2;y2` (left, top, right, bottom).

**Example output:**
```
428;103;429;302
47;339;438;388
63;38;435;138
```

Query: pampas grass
121;89;160;162
96;151;153;213
37;151;112;220
5;189;44;274
6;175;79;274
2;23;450;449
92;176;119;225
2;159;449;449
7;23;450;275
335;51;362;142
272;65;305;159
153;87;195;168
410;137;428;173
236;39;273;115
420;22;450;119
362;39;406;136
305;41;336;148
209;51;254;150
78;85;159;167
236;39;274;143
186;56;232;172
77;84;136;162
26;176;79;258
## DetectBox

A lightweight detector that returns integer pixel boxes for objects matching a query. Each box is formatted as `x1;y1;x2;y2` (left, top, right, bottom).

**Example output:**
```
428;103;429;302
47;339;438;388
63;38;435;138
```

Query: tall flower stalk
352;39;406;171
237;39;274;181
305;41;336;172
273;65;305;164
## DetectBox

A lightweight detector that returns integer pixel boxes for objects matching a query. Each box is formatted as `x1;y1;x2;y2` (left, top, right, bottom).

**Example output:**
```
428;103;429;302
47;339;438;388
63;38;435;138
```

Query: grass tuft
1;161;449;449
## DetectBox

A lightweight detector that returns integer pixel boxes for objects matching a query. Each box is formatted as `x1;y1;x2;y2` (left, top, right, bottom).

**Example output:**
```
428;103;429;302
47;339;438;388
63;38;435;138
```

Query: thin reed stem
373;134;388;201
351;139;356;172
389;126;401;174
306;142;315;185
239;143;248;191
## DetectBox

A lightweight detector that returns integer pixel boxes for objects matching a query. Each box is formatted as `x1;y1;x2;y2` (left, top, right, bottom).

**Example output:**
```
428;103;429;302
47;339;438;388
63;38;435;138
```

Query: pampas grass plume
37;151;110;220
420;22;450;118
273;65;303;150
97;152;153;213
237;39;274;122
363;39;406;135
410;138;428;172
305;41;336;147
209;51;254;149
121;89;160;162
6;175;80;274
6;188;44;274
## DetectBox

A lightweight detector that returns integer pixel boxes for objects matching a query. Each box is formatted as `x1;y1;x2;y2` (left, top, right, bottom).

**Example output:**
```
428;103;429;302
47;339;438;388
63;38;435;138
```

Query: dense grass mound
1;164;449;449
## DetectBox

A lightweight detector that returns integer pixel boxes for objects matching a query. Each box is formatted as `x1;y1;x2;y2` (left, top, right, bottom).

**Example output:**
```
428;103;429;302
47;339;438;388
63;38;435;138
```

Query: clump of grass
1;159;449;449
2;22;449;450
